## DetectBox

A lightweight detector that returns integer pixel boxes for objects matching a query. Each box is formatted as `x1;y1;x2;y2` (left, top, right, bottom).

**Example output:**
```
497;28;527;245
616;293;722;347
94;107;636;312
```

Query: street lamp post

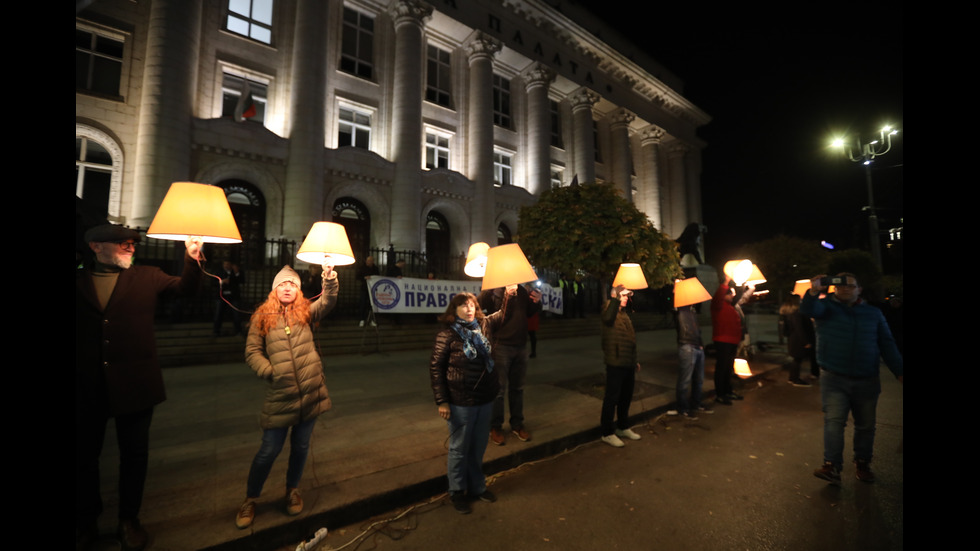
831;125;899;271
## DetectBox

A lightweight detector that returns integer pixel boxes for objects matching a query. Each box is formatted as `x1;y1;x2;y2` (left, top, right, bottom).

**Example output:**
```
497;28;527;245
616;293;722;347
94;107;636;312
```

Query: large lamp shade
296;222;356;265
481;243;537;290
146;182;242;243
673;277;711;307
745;264;767;286
464;242;490;277
612;263;648;290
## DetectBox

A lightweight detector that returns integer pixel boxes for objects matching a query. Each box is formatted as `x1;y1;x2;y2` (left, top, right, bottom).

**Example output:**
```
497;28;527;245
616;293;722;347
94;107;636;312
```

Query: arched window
497;223;512;245
216;180;264;265
332;197;371;258
75;126;123;223
425;211;450;276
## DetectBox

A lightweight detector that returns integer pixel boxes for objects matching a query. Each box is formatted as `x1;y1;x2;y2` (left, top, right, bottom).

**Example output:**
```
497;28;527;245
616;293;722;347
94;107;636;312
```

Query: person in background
599;285;643;447
780;294;814;387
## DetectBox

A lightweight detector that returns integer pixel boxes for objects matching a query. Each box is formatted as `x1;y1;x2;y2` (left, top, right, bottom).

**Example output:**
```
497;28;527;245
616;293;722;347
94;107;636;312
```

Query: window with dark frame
340;7;374;80
225;0;274;44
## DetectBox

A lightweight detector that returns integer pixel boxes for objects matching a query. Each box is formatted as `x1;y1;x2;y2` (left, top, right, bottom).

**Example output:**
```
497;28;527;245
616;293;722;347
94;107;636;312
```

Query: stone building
76;0;710;271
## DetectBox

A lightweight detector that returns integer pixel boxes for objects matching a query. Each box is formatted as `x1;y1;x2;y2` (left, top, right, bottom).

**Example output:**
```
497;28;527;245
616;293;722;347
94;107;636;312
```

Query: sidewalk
93;315;787;550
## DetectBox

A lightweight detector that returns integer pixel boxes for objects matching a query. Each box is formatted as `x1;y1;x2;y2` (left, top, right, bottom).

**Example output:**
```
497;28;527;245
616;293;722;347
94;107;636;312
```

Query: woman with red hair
235;264;338;529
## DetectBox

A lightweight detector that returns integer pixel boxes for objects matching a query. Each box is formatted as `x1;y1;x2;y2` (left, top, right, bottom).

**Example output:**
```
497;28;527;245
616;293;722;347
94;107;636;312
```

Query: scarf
451;319;494;372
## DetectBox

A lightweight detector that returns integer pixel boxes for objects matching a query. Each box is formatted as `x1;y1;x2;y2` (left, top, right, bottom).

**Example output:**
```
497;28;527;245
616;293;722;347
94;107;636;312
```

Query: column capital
668;142;689;157
387;0;433;30
569;87;599;112
608;108;635;130
639;125;665;145
522;62;556;91
464;31;502;63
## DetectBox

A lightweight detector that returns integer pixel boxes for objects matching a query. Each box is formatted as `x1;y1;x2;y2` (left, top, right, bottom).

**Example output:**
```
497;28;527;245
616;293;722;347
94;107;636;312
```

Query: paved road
285;372;903;551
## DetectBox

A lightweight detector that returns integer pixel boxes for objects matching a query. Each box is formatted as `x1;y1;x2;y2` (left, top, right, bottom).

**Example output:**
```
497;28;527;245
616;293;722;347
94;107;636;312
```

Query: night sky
577;1;904;267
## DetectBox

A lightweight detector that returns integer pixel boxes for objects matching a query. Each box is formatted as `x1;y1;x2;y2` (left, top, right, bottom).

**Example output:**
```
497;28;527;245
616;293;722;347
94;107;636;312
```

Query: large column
522;63;555;197
465;32;501;244
637;125;665;229
608;108;634;200
282;0;330;241
666;143;689;238
388;0;433;250
569;88;598;185
130;0;201;227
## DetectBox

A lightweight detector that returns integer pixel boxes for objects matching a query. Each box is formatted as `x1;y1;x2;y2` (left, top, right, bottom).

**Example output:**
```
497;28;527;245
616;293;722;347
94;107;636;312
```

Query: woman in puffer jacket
429;290;513;514
235;264;338;529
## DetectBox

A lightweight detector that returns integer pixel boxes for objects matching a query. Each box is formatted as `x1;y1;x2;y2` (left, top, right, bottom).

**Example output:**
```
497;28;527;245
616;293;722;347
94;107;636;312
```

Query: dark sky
577;2;904;265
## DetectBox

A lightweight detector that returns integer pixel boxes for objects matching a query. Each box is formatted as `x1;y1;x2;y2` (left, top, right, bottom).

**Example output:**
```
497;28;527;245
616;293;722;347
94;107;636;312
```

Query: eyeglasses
113;241;137;251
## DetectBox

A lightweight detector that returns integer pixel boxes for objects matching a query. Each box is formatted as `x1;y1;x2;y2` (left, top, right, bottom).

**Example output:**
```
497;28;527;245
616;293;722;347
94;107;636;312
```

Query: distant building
76;0;710;269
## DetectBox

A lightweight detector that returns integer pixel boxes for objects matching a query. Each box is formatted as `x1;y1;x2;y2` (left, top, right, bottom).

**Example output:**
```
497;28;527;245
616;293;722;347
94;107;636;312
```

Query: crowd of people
77;224;902;547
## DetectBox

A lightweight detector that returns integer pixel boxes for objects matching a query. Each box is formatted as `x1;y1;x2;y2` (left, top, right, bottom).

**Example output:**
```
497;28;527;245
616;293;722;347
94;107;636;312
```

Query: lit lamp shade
745;264;767;286
734;358;753;378
481;243;538;290
296;222;356;265
612;263;648;290
146;182;242;243
464;242;490;277
792;279;811;297
673;277;711;308
723;259;754;285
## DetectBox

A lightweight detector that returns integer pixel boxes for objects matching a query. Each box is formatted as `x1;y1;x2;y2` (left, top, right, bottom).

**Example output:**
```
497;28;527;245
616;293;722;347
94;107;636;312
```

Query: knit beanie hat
272;265;301;290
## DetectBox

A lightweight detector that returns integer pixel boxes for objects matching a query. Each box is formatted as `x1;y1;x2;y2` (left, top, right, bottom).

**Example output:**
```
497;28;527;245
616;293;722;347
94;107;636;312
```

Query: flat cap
84;224;141;243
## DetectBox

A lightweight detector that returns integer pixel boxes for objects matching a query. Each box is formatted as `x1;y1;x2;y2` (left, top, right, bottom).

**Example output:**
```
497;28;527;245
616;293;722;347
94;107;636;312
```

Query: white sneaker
666;409;679;416
370;321;377;327
359;320;365;327
601;434;625;448
615;428;641;441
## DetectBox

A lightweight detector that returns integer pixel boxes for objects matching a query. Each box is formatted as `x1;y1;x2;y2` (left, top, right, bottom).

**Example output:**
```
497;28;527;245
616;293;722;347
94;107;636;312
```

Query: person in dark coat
598;285;643;447
780;294;814;386
76;224;202;551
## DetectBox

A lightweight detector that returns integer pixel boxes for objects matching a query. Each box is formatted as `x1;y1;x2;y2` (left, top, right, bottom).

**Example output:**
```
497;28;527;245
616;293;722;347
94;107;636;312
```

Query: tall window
76;26;123;97
226;0;274;44
493;149;513;187
425;45;452;108
76;136;113;218
425;128;452;170
550;100;564;148
340;7;374;80
338;104;372;149
550;166;564;189
492;74;512;128
221;72;268;123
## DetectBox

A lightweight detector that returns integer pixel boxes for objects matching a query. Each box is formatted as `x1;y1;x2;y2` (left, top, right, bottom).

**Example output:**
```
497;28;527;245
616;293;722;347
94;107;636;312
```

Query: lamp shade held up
673;277;711;308
464;242;490;278
612;263;648;290
146;182;242;243
296;222;356;265
481;243;537;290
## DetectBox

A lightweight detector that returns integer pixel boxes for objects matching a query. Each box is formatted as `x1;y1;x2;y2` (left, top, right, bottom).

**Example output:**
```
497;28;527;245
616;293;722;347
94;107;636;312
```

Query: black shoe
727;392;744;401
715;396;732;405
451;493;471;514
789;379;811;387
813;461;842;485
477;489;497;503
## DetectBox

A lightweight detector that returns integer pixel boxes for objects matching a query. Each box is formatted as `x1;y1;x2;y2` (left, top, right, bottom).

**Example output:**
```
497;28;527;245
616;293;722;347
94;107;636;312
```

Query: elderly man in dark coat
76;224;202;550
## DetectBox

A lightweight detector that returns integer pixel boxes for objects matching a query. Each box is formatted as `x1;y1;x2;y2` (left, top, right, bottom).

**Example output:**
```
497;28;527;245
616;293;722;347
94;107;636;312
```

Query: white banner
367;277;565;315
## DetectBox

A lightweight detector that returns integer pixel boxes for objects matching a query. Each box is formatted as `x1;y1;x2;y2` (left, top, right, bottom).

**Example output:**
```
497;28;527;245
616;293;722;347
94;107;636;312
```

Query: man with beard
76;224;203;550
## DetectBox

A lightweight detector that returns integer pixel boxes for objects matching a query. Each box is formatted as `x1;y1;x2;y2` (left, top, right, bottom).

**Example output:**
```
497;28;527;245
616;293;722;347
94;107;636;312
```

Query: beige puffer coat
246;273;338;429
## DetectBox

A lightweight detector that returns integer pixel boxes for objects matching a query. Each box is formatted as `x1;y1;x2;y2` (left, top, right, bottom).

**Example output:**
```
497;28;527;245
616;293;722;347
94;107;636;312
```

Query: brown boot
286;487;303;515
854;460;875;483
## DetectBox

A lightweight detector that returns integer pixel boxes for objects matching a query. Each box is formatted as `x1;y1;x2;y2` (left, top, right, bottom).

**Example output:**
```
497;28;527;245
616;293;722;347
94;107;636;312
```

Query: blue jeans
446;402;492;495
677;344;705;413
820;370;881;466
491;344;527;430
246;417;317;498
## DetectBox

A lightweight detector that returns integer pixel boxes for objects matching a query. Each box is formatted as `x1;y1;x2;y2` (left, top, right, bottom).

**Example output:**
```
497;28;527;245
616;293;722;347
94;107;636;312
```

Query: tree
517;183;681;288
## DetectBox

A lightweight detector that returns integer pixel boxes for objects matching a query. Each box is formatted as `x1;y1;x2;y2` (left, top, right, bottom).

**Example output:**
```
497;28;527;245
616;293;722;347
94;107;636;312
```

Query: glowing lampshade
734;358;753;378
673;277;711;307
792;279;811;297
146;182;242;243
296;222;356;265
464;242;490;277
723;259;754;285
612;263;648;290
481;243;537;290
745;264;767;286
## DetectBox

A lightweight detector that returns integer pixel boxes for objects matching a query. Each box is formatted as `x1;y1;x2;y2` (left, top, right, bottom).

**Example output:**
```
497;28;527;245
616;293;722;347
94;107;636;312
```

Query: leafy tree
517;182;681;288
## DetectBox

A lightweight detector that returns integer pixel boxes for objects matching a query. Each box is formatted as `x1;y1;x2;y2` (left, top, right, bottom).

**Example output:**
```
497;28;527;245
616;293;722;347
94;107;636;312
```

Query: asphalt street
286;371;903;551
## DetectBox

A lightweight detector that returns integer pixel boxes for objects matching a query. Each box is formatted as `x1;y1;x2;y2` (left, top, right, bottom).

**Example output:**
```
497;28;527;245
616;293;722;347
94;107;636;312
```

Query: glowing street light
829;125;900;271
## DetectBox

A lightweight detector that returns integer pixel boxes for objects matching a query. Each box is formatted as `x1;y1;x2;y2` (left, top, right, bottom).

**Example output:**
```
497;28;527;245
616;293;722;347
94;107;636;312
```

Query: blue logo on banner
371;279;401;310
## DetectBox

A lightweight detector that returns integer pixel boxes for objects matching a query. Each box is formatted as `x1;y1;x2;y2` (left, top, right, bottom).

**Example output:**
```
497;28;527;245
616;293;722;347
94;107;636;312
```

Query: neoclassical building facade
76;0;710;269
